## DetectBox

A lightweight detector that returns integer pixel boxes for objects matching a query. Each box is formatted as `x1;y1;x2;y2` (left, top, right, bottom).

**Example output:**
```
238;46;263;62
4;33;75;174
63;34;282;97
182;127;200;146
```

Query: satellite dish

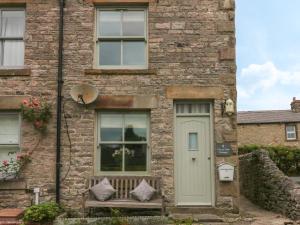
70;84;99;105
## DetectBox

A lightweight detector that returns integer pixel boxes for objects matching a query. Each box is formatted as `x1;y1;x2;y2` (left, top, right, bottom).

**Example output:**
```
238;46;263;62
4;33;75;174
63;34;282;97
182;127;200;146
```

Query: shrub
239;145;300;176
23;202;61;224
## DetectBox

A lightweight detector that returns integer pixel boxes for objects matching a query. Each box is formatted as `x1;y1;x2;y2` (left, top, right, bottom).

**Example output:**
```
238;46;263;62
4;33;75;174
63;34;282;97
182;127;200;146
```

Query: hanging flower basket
0;152;31;181
21;97;52;133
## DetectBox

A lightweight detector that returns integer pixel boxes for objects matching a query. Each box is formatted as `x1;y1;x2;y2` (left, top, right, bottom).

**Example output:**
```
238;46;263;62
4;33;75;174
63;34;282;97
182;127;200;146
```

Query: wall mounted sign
216;143;232;156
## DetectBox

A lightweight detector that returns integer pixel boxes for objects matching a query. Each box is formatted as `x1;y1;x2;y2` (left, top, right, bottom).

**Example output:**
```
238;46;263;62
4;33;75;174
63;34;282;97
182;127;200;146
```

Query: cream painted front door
175;116;212;206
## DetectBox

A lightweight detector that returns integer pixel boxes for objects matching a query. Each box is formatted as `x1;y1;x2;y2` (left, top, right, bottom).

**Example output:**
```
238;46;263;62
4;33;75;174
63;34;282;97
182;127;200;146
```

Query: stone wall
0;0;239;214
239;150;300;220
238;123;300;147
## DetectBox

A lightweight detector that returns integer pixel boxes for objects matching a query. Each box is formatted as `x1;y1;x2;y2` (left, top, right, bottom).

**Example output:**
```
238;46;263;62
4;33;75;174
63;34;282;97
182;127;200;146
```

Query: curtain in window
1;10;25;66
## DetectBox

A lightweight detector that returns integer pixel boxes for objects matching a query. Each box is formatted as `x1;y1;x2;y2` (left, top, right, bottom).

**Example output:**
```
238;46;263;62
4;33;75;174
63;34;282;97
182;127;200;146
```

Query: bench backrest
89;176;162;200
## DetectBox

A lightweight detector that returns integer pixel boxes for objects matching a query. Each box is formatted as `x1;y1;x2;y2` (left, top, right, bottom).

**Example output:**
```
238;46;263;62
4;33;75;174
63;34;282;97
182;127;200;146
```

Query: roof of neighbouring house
237;110;300;124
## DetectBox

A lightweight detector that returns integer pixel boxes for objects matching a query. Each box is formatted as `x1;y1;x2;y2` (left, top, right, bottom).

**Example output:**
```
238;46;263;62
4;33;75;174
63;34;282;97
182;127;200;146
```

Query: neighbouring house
0;0;238;215
238;98;300;147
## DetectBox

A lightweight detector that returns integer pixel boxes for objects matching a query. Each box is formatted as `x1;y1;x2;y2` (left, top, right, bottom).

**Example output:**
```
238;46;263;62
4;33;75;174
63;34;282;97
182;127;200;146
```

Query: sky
236;0;300;111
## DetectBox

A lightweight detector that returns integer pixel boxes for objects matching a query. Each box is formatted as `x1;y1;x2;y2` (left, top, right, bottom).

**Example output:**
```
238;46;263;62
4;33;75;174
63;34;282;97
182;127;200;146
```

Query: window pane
100;144;122;171
0;146;19;162
1;11;25;37
0;114;19;145
123;11;145;36
188;133;198;150
100;114;123;142
287;133;296;139
3;40;24;66
176;103;210;114
123;41;146;66
99;41;121;66
124;114;147;142
98;11;121;36
286;125;296;132
125;144;147;171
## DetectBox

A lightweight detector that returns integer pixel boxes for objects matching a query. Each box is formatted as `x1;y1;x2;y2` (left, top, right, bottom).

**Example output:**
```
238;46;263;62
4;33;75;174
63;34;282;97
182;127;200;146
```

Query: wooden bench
82;176;166;215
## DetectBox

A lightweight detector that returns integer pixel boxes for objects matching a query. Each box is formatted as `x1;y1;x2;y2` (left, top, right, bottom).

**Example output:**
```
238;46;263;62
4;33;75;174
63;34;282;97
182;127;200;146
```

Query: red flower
34;120;43;129
16;154;21;160
32;98;40;107
2;160;9;167
22;99;29;105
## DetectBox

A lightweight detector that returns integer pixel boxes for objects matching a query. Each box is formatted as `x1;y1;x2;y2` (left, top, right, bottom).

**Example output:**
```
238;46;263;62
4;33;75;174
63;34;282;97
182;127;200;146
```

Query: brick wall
0;0;238;213
238;123;300;147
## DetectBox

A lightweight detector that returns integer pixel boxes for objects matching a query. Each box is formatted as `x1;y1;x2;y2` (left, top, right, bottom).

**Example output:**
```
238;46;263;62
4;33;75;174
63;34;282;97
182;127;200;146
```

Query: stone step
0;209;24;224
0;221;22;225
169;213;224;222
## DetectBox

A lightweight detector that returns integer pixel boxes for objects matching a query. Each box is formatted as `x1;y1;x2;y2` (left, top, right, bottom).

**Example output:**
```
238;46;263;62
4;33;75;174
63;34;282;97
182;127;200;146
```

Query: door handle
192;157;196;161
208;157;211;160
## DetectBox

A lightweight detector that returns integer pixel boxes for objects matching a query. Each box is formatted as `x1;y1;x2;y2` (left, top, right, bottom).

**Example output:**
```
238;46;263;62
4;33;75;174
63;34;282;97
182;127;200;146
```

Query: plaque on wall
216;143;232;156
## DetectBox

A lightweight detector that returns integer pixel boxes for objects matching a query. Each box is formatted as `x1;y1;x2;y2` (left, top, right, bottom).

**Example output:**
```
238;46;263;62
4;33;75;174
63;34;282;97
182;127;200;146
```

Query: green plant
0;152;31;180
239;145;300;176
173;218;194;225
23;202;61;224
21;97;52;133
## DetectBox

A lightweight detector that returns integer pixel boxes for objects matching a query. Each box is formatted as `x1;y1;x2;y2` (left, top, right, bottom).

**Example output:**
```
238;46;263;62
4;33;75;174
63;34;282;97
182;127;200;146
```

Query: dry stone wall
239;150;300;220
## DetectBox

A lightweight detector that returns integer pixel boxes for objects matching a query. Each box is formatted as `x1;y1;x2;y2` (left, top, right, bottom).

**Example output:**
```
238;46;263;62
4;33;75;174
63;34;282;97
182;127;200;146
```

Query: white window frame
0;8;25;67
96;111;150;176
286;124;297;141
0;112;21;162
95;7;148;69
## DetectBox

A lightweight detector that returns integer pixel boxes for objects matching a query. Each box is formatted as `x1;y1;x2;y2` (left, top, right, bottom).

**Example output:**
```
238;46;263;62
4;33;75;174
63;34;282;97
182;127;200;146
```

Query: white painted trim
95;111;151;176
94;7;148;69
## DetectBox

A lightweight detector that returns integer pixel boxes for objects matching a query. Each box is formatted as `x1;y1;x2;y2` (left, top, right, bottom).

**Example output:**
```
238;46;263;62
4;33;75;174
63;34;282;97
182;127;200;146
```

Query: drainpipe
56;0;65;204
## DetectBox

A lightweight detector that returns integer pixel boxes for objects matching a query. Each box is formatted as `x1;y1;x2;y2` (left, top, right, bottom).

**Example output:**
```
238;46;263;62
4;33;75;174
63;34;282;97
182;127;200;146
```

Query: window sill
286;139;298;142
0;0;26;5
0;178;26;190
84;69;156;76
0;68;31;77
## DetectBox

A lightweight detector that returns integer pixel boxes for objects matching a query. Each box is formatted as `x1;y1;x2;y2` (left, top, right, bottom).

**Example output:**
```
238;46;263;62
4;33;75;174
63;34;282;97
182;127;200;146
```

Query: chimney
291;97;300;113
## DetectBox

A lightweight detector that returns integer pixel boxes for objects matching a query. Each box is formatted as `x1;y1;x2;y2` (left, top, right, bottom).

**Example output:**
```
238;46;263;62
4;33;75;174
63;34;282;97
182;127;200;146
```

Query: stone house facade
238;98;300;147
0;0;239;214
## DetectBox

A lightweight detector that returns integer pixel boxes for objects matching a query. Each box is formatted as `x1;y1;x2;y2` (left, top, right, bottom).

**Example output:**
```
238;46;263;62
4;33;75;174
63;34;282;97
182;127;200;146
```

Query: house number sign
216;143;232;156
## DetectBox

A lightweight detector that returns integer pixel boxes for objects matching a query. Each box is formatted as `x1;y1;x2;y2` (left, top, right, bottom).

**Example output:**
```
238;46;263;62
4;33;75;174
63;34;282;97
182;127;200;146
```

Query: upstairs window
96;8;147;69
0;9;25;67
0;113;20;163
286;124;297;141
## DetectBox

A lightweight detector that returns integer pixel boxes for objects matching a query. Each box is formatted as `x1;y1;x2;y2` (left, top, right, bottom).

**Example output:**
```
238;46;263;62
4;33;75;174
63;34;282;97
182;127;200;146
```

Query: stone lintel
0;96;29;110
0;180;26;191
166;86;224;99
92;0;151;4
92;95;158;109
0;68;31;76
0;0;26;5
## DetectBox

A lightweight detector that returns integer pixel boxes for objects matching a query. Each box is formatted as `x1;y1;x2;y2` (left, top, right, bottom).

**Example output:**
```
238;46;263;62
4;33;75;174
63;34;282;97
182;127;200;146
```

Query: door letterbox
218;163;234;182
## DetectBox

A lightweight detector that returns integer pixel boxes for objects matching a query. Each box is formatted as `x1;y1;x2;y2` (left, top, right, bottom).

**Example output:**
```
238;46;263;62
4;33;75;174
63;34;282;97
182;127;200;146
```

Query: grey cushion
130;179;156;202
90;178;116;201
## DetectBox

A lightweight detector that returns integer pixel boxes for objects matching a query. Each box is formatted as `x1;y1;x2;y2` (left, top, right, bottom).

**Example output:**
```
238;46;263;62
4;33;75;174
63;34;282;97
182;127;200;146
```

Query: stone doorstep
169;213;223;222
0;209;24;221
0;221;22;225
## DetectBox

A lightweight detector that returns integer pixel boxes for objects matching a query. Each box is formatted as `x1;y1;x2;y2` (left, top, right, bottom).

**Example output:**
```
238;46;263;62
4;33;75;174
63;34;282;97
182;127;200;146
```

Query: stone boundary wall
239;150;300;220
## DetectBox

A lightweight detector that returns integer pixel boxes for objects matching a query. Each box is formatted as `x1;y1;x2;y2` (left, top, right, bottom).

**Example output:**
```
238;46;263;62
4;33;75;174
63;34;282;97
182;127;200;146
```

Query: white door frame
174;101;215;207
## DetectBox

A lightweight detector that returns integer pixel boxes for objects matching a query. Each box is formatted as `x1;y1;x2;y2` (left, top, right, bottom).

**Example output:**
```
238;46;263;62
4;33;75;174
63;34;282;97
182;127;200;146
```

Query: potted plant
22;202;61;225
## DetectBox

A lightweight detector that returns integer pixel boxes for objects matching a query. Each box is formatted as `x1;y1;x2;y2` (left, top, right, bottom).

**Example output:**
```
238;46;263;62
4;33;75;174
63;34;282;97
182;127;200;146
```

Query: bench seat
85;199;163;209
82;176;166;215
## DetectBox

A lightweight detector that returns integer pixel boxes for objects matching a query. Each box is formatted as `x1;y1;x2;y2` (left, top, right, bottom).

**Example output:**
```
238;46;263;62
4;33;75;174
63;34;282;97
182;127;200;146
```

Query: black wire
60;99;72;183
